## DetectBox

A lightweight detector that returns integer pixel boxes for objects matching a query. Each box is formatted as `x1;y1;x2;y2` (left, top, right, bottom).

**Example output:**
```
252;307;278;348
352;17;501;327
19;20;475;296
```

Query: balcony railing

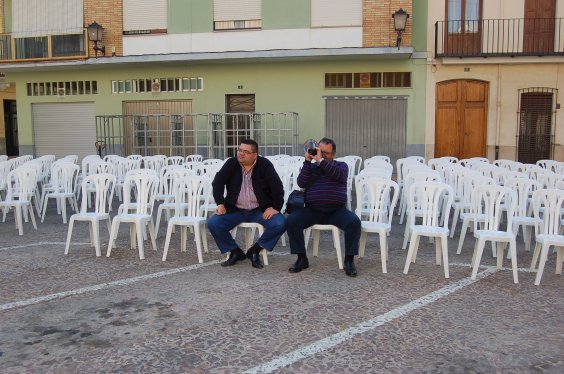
0;30;88;62
435;18;564;58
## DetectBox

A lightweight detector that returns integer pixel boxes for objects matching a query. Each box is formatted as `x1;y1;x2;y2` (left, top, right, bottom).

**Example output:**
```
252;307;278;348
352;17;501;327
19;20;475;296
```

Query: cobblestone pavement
0;202;563;374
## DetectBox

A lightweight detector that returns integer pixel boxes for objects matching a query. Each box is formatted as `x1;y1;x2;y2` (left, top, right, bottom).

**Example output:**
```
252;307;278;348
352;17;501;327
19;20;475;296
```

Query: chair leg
194;225;204;264
61;198;68;224
28;204;37;231
148;221;158;252
440;235;449;278
435;237;442;266
403;233;419;274
136;224;145;260
312;229;320;257
412;235;421;263
530;242;542;271
379;233;387;274
162;222;174;261
41;196;49;222
155;205;164;237
496;242;504;269
534;244;550;285
509;240;518;284
106;220;119;257
332;228;343;270
556;247;563;275
523;225;532;252
402;222;410;250
457;218;470;254
64;217;75;255
92;220;101;257
359;231;367;258
449;207;460;238
471;238;486;280
202;224;209;253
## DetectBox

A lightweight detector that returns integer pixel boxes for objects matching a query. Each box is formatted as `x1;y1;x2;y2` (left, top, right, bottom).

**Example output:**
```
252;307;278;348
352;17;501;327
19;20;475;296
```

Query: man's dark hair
319;137;336;153
241;138;259;153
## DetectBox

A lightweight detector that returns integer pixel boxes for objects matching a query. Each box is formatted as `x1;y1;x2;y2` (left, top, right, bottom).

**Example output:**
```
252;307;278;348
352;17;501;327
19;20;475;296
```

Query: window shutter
123;0;168;32
311;0;362;27
213;0;261;21
12;0;83;38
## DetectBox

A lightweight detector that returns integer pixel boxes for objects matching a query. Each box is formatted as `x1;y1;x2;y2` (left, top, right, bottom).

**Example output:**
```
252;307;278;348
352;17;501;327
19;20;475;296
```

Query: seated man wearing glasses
208;139;286;269
286;137;361;277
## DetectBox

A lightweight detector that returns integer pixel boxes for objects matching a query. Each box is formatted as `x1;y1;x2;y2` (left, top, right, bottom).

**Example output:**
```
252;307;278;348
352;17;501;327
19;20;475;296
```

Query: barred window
325;72;411;89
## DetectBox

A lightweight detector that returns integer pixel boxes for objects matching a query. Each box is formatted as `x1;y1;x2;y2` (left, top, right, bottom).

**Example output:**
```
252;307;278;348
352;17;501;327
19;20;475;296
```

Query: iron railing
435;18;564;58
95;112;300;158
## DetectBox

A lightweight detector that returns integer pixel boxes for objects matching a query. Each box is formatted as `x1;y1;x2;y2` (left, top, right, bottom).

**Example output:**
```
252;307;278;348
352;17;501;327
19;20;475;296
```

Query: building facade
0;0;426;163
427;0;564;162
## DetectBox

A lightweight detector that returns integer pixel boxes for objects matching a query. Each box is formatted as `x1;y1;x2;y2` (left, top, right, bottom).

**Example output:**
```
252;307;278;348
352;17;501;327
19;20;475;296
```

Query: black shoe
247;251;264;269
344;259;357;277
289;257;309;273
221;250;246;267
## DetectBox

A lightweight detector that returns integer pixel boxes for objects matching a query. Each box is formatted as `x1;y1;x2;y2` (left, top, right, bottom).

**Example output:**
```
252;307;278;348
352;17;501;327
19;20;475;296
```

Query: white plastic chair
107;171;159;260
450;173;494;238
0;167;38;235
154;168;194;235
364;158;393;172
403;181;454;278
40;162;80;223
365;155;390;165
530;189;564;285
505;178;542;252
167;156;185;165
65;174;116;257
536;159;559;172
470;185;519;283
162;176;212;263
0;155;7;162
357;177;400;273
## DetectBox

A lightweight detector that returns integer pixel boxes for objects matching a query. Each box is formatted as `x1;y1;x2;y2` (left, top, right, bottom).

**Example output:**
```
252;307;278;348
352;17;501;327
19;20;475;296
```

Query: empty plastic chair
530;189;564;285
65;174;116;256
0;167;38;235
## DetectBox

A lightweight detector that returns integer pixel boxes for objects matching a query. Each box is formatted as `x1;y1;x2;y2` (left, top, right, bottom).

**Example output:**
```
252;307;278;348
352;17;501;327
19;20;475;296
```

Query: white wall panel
311;0;362;27
213;0;261;21
123;27;363;55
123;0;167;31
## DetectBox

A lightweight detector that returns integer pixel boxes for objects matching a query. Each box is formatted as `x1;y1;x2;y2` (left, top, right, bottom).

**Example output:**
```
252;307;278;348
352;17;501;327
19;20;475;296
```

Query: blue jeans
208;208;286;253
286;206;360;256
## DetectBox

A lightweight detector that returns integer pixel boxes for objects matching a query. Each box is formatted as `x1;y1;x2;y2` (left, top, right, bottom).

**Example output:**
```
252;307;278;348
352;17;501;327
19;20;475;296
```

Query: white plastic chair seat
305;224;343;269
1;167;38;236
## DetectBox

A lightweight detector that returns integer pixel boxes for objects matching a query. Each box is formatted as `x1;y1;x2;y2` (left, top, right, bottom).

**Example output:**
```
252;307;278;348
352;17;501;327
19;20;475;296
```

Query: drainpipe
495;64;502;160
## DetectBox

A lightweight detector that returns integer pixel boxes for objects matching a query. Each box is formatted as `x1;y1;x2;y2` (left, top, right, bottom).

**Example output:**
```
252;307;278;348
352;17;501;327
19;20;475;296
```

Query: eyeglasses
237;148;256;155
320;150;333;156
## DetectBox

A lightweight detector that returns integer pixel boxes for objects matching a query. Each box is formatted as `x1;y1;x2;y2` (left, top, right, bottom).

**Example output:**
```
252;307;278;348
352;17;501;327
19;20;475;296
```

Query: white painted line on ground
243;267;497;374
0;260;222;311
0;242;90;251
450;262;531;272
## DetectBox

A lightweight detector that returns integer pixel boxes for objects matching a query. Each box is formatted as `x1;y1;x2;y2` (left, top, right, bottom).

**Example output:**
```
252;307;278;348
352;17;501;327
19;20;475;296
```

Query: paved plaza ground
0;201;563;373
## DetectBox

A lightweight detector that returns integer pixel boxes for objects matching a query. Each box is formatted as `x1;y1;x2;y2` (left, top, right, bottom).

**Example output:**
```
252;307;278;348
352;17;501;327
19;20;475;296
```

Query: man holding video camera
286;137;361;277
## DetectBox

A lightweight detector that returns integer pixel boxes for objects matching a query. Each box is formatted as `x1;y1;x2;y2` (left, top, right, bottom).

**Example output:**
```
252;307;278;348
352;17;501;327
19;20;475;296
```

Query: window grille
517;87;557;163
325;72;411;89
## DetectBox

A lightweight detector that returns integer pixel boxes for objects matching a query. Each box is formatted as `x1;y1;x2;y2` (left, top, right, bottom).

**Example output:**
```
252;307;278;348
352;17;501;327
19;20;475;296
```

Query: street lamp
392;8;409;49
87;21;106;58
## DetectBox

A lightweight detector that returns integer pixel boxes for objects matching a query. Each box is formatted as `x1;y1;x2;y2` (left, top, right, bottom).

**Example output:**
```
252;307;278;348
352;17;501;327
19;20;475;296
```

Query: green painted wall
168;0;213;34
4;0;12;32
263;0;310;30
411;0;428;52
7;58;426;148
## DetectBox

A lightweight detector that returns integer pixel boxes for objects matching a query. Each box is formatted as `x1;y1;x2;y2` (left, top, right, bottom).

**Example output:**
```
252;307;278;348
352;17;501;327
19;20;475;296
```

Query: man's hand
216;204;226;215
263;207;279;220
313;147;322;163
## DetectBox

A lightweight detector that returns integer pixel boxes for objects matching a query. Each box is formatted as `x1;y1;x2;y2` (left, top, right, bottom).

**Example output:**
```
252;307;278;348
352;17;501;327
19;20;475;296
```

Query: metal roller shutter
325;96;407;167
32;102;97;161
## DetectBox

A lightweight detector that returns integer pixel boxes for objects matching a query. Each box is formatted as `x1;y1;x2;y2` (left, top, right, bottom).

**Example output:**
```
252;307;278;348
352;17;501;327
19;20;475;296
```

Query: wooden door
524;0;556;54
435;80;488;159
444;0;482;55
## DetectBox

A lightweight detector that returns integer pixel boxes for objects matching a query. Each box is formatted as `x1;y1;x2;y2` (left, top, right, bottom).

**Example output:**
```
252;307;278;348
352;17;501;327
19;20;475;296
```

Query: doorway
3;99;18;156
225;94;255;157
435;80;488;159
517;90;554;163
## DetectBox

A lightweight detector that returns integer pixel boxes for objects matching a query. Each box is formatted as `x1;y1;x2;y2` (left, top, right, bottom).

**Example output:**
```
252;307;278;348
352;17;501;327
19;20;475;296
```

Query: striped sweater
297;159;348;209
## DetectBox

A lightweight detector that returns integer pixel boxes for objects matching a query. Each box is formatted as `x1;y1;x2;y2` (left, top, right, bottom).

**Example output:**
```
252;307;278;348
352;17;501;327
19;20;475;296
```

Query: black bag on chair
285;190;305;214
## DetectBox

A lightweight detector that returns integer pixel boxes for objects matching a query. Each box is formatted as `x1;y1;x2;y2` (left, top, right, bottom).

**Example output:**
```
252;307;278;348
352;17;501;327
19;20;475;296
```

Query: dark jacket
212;156;284;213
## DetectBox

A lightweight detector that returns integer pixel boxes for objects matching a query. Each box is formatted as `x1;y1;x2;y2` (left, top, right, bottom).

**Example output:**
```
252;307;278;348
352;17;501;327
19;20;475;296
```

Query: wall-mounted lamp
392;8;409;49
87;21;106;58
